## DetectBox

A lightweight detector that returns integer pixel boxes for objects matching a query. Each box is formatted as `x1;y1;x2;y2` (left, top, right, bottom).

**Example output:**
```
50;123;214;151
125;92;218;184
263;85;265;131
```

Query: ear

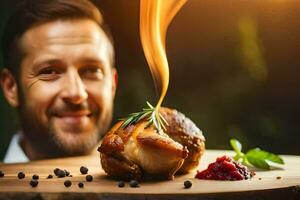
0;68;19;107
112;68;118;97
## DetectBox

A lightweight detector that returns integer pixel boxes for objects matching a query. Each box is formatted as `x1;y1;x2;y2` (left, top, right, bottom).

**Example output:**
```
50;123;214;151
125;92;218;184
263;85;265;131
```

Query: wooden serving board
0;150;299;200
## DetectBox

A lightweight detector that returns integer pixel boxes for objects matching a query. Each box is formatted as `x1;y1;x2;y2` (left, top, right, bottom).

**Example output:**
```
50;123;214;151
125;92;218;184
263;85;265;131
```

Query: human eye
37;66;62;80
39;67;59;75
80;66;104;80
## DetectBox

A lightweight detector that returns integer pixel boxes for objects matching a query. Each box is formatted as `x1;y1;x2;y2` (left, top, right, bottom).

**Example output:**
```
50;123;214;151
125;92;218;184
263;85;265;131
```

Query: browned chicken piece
98;108;205;180
159;107;205;173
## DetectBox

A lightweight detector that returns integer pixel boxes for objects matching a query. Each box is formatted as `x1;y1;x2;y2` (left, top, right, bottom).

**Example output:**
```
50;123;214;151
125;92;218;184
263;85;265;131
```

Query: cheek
22;81;60;121
86;81;113;108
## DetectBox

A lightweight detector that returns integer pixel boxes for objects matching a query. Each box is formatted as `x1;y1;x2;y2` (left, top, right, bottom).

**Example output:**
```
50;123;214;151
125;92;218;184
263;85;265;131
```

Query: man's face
17;19;116;156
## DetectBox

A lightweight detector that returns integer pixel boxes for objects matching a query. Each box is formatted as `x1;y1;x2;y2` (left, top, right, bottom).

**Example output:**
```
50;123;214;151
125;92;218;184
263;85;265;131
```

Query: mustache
48;101;97;116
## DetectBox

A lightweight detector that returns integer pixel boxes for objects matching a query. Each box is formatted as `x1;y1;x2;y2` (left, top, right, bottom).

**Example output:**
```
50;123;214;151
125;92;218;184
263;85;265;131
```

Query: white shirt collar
3;132;29;163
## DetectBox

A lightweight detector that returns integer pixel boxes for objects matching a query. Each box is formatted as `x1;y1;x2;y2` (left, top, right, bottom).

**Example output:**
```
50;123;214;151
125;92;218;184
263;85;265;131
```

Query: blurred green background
1;0;300;160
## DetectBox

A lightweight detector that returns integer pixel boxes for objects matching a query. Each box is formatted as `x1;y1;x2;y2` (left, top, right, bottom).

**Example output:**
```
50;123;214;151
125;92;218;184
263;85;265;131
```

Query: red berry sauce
195;156;254;181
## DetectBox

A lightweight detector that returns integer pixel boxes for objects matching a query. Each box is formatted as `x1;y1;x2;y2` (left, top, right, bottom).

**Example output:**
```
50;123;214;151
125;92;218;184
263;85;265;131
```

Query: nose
61;69;88;104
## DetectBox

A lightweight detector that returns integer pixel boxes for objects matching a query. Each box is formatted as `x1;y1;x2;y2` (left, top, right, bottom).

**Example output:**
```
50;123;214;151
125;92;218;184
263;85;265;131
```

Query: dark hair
1;0;114;77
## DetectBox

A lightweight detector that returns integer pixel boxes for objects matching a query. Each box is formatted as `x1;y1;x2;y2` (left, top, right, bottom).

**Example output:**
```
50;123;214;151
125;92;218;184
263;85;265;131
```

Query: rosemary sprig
120;102;168;132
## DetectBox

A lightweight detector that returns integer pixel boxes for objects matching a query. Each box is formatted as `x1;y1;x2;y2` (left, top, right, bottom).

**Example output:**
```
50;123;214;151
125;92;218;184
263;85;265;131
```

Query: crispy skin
160;107;205;173
100;153;142;181
98;122;143;180
98;107;205;180
134;125;188;179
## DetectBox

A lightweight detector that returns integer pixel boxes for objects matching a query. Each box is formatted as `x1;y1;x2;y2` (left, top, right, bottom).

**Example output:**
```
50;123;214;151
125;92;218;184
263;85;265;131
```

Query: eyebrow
33;56;103;64
77;57;104;65
31;57;106;73
32;58;64;71
76;57;108;72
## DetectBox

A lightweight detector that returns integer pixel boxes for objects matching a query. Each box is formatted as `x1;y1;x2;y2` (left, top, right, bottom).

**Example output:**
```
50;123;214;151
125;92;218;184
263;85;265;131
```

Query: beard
18;95;113;158
47;119;101;155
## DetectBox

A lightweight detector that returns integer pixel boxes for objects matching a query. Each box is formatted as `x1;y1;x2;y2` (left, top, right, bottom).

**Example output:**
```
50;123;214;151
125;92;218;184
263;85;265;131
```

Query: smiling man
0;0;117;162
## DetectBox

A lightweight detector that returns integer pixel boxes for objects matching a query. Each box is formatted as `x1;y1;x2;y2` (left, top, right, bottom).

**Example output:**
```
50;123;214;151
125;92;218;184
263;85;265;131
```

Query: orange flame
140;0;187;110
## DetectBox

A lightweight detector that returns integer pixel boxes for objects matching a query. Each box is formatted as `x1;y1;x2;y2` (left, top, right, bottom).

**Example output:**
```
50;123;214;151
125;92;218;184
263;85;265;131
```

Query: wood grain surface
0;150;299;200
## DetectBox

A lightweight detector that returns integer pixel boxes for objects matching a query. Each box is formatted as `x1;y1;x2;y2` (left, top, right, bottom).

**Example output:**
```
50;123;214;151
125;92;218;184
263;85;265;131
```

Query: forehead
19;19;112;65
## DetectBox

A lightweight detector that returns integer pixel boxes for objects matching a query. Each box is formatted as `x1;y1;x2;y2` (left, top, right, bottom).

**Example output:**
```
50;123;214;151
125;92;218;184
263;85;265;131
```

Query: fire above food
98;0;205;180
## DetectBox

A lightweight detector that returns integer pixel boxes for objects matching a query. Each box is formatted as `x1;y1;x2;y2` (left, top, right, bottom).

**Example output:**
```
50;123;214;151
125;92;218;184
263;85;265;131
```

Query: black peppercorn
0;171;4;177
47;174;53;179
129;180;139;188
184;180;192;189
80;166;88;174
64;180;72;187
57;169;66;178
117;181;125;187
64;170;70;176
18;172;25;179
54;168;60;176
86;175;93;182
30;180;39;187
32;174;39;180
78;182;84;188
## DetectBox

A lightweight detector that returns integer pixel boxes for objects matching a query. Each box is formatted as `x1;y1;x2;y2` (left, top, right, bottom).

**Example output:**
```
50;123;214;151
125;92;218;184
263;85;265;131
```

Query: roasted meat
98;107;205;180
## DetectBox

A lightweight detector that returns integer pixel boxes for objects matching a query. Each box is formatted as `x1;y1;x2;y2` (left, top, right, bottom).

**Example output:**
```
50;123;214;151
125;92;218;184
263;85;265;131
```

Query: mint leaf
246;148;284;165
229;138;284;170
246;154;270;169
241;156;252;167
230;138;242;153
230;138;245;161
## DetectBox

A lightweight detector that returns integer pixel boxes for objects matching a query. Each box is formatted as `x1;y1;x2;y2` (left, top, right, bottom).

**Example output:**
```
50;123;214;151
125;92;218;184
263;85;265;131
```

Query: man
0;0;117;163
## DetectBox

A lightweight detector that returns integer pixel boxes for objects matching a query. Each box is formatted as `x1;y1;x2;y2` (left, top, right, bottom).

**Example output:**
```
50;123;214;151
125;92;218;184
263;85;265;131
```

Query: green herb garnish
120;102;168;132
230;138;284;169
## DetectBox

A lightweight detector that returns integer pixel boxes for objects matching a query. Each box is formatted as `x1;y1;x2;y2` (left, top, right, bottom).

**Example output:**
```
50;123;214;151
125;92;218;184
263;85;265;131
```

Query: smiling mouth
56;111;92;118
54;111;93;125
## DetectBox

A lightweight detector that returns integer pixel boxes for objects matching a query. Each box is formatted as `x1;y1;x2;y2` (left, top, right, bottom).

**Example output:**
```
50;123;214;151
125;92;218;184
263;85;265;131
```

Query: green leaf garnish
230;139;242;153
120;101;168;132
230;138;284;170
